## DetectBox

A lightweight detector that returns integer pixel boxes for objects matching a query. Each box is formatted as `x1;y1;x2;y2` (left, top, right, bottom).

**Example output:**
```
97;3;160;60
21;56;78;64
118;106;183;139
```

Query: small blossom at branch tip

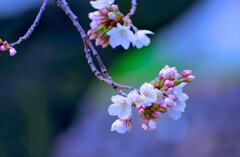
108;65;195;134
0;39;17;56
9;48;17;56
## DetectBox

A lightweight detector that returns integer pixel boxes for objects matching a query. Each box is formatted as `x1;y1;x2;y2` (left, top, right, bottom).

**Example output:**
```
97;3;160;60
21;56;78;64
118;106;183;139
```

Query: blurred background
0;0;240;157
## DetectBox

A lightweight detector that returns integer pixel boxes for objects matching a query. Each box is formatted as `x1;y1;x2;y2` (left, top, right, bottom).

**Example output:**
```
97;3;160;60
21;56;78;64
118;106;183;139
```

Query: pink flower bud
138;108;144;114
159;65;178;80
89;11;103;20
111;4;119;11
183;75;195;82
141;123;148;130
182;70;192;76
164;80;174;88
9;48;17;56
0;45;6;51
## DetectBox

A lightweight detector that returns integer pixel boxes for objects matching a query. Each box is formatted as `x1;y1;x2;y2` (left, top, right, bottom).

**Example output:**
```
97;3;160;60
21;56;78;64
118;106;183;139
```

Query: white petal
140;83;157;102
111;119;128;134
108;104;121;116
168;109;182;120
108;34;120;48
148;120;157;130
137;30;154;35
141;36;150;46
127;90;139;104
118;105;132;119
142;98;153;107
111;95;126;104
120;38;131;50
107;27;118;35
90;0;115;9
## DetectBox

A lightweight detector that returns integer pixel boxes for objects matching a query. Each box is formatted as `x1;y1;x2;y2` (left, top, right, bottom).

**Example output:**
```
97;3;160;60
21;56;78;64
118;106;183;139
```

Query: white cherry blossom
139;82;158;106
108;95;132;119
168;83;189;120
90;0;115;10
132;30;154;49
107;23;135;50
111;119;130;134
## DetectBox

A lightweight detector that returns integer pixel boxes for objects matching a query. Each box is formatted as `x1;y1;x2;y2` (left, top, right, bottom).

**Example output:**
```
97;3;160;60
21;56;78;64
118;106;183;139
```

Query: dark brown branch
10;0;48;47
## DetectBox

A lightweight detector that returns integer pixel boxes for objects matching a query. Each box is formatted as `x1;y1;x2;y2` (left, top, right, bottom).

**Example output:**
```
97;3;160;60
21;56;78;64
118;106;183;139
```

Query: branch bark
126;0;137;18
10;0;48;47
54;0;134;96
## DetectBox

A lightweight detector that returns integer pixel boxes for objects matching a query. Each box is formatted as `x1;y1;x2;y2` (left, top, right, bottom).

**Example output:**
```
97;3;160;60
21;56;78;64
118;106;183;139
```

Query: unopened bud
9;48;17;56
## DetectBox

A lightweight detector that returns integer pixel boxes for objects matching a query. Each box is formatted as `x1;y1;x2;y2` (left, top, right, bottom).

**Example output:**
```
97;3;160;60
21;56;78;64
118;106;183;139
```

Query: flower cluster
88;0;153;49
108;65;195;134
0;39;17;56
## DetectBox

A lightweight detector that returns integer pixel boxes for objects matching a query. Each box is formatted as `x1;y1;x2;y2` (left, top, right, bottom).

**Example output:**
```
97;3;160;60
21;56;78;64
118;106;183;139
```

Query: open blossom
90;0;115;9
111;119;131;134
167;83;189;120
132;30;154;49
88;1;154;50
107;23;134;50
139;83;158;106
108;95;132;119
108;65;195;134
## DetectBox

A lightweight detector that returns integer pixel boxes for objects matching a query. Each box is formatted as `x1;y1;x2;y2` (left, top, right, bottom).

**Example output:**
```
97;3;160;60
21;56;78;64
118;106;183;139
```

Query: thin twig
126;0;137;18
10;0;48;47
54;0;134;95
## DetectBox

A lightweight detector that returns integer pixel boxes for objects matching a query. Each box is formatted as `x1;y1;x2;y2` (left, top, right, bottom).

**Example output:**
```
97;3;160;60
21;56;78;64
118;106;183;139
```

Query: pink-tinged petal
111;119;129;134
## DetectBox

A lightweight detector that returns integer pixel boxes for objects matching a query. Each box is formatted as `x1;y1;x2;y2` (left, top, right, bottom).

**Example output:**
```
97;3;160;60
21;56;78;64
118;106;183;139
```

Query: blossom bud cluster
108;65;195;134
88;0;153;49
0;39;17;56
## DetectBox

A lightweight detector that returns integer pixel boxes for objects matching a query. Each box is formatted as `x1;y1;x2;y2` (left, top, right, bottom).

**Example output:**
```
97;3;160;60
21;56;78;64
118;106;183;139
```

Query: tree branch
54;0;134;95
10;0;48;47
126;0;137;18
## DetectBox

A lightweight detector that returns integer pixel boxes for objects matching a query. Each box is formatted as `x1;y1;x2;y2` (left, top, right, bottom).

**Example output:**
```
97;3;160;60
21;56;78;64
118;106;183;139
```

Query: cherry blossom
132;30;154;49
108;95;132;119
88;0;154;50
108;65;195;134
139;83;158;106
107;23;134;49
